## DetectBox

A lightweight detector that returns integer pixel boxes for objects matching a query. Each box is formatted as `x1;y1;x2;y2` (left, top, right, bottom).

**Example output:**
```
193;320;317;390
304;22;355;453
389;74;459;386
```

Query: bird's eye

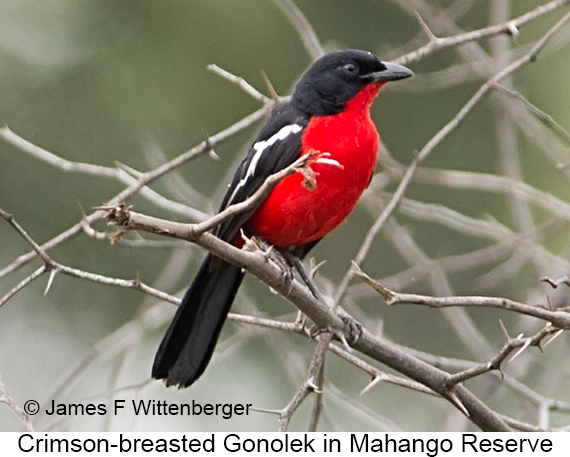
343;63;358;75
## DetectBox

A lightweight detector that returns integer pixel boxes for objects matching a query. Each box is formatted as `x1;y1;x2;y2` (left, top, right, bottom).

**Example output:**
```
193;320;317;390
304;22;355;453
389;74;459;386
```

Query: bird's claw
340;315;362;345
280;266;295;295
253;237;296;294
308;315;362;350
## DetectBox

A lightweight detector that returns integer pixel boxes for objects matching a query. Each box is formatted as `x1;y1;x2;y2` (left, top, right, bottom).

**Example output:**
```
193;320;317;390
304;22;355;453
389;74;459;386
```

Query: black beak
369;61;413;83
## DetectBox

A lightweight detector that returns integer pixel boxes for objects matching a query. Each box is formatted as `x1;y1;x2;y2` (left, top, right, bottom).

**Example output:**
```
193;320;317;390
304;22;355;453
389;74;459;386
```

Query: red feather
246;83;382;246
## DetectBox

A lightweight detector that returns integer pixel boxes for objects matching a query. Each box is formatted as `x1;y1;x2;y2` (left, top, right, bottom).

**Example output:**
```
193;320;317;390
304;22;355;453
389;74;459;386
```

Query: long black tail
152;254;244;388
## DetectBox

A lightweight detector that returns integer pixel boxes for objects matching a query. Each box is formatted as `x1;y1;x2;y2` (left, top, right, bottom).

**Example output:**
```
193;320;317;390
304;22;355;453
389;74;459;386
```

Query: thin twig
0;373;34;432
445;324;557;387
0;105;271;281
207;64;272;104
494;83;570;146
334;9;570;309
278;332;332;431
396;0;570;65
354;265;570;329
3;0;570;433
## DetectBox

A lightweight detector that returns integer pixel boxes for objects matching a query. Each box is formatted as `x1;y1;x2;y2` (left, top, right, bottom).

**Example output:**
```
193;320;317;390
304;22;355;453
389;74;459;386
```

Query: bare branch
541;275;570;289
494;83;570;146
3;0;570;433
278;332;332;431
413;168;570;221
207;64;272;104
445;324;558;387
0;266;46;309
100;203;512;431
335;11;570;310
0;105;271;281
0;374;34;432
327;344;436;397
0;206;180;307
396;0;570;65
101;151;324;245
354;265;570;329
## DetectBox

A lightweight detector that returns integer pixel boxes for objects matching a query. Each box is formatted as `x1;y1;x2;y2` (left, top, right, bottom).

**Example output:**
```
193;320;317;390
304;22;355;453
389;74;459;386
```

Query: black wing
153;103;311;388
216;101;309;243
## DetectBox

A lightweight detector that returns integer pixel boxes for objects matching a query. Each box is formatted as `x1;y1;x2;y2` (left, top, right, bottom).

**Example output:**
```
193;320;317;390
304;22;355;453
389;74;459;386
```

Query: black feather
152;104;310;388
151;49;412;388
152;254;244;388
216;103;309;243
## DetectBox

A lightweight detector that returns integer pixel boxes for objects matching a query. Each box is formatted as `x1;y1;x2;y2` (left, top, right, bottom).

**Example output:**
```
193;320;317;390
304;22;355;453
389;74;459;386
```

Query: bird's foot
309;315;362;350
339;314;362;345
280;249;325;303
253;237;296;294
253;237;325;300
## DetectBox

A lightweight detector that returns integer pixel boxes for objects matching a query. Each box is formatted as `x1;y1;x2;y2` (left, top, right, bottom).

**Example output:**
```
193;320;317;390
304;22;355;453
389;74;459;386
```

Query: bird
152;49;413;388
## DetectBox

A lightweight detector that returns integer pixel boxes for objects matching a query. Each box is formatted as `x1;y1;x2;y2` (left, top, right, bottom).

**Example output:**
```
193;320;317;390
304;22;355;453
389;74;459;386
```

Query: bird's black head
291;49;412;116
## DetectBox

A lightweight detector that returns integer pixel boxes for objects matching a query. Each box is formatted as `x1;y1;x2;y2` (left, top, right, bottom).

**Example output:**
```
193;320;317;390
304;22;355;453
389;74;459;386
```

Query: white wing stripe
227;124;302;204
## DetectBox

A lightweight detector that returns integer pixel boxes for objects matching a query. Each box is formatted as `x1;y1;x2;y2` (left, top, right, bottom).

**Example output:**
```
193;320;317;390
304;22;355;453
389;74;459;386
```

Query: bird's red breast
245;83;382;247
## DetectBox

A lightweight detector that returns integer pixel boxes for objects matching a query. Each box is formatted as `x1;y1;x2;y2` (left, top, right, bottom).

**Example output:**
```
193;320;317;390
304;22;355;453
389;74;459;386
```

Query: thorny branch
395;0;570;65
0;374;34;432
354;264;570;329
100;201;510;431
2;0;570;432
333;6;570;310
277;333;332;432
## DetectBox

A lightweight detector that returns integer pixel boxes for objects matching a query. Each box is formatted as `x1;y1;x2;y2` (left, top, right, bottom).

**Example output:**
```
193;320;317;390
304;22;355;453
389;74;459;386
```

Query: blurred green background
1;0;570;431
